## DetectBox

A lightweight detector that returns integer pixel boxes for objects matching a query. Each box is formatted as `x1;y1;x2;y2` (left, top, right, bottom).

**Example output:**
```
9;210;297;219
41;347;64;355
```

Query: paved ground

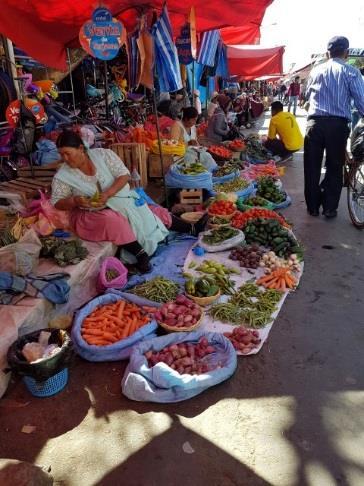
1;109;363;486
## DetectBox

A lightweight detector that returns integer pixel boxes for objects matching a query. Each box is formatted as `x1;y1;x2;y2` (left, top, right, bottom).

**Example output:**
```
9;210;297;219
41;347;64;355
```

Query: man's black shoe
307;209;319;217
323;210;337;219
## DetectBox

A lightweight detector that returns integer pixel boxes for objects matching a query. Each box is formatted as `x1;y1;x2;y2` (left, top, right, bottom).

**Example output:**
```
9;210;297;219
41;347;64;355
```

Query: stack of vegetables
231;208;290;229
256;176;286;204
81;300;152;346
208;145;233;160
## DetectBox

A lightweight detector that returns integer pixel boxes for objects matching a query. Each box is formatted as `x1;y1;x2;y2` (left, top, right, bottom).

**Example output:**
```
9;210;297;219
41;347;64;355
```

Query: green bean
129;276;179;303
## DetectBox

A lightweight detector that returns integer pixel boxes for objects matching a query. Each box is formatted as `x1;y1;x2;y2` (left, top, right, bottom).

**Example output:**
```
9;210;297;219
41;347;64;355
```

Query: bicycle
345;151;364;228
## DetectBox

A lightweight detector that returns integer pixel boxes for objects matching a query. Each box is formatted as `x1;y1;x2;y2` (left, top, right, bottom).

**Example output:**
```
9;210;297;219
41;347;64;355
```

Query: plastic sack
97;257;128;292
165;163;213;190
184;148;218;172
212;169;240;184
7;328;72;381
198;229;245;252
270;193;292;210
151;139;186;156
122;331;237;403
72;291;158;362
0;229;41;275
210;181;255;199
25;191;70;230
351;117;364;161
33;139;60;166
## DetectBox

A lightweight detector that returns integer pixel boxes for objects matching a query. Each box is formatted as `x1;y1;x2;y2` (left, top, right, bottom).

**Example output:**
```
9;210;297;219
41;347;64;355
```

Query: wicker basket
180;211;205;224
207;209;236;221
186;291;220;307
158;310;203;332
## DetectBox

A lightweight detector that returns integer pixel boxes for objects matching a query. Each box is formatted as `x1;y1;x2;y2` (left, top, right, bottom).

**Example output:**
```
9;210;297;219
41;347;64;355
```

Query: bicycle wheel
347;161;364;229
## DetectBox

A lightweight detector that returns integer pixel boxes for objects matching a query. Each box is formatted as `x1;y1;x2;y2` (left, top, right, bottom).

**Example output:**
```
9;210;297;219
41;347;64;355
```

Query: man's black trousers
304;117;350;212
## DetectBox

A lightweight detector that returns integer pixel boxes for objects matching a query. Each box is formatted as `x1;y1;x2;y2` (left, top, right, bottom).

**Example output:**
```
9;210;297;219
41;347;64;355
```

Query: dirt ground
1;109;363;486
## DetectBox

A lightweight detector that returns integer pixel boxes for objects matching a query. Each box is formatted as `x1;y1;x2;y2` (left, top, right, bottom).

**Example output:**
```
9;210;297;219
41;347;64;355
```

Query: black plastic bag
6;328;73;381
351;117;364;161
12;102;36;156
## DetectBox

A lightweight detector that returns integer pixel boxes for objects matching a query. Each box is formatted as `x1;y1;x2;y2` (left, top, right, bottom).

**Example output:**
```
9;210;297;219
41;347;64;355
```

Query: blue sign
176;23;193;65
80;8;123;61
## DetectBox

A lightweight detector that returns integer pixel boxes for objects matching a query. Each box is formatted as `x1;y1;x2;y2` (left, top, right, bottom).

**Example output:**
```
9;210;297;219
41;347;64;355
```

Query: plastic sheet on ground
183;244;304;356
121;331;237;402
125;234;196;291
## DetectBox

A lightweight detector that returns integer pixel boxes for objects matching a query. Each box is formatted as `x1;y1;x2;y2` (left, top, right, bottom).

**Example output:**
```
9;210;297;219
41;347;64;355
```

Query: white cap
193;89;200;96
211;91;219;99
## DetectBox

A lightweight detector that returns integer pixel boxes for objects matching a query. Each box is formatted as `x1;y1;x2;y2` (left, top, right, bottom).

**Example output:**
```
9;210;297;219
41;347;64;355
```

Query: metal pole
191;60;195;106
5;38;20;98
66;48;76;114
104;61;109;120
206;76;209;111
152;88;168;206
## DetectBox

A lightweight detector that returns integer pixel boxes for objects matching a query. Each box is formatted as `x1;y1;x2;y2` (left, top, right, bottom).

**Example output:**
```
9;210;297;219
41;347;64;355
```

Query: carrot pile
81;300;151;346
256;267;297;292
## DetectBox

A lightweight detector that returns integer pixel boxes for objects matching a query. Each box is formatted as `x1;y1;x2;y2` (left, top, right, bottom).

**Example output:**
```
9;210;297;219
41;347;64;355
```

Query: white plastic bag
0;229;41;275
198;229;245;252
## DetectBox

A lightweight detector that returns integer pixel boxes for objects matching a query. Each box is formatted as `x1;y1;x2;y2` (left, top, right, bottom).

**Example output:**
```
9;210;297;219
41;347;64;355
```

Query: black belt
307;115;350;122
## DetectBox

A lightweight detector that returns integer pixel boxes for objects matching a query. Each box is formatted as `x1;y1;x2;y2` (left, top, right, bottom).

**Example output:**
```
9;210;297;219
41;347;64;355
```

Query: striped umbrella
152;5;182;92
197;30;220;67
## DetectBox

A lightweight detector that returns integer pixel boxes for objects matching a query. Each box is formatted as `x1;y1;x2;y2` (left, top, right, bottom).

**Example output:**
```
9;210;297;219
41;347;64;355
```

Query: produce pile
185;276;220;299
208;145;233;160
226;139;246;151
81;300;151;346
154;295;202;329
208;200;236;217
106;269;120;282
229;245;265;269
245;135;270;161
224;327;261;354
232;208;290;229
261;252;301;273
192;259;238;295
178;162;207;175
41;237;89;266
209;283;282;328
256;268;297;291
240;195;273;209
144;337;217;375
244;218;303;258
243;163;280;180
213;162;239;178
129;276;179;303
202;227;239;245
213;177;250;194
256;176;286;204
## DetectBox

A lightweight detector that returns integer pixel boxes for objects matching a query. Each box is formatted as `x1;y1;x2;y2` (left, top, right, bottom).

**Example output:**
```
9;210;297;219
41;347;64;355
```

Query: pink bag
25;191;71;230
97;257;128;292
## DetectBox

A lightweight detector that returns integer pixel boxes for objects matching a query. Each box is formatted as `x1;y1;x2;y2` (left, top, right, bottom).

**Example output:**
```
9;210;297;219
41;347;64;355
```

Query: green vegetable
213;177;249;194
178;162;207;175
129;276;179;303
256;176;286;204
202;227;239;245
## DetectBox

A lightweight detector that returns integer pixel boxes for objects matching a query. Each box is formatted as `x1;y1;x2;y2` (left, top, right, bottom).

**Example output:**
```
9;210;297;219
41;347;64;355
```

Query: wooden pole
152;89;169;206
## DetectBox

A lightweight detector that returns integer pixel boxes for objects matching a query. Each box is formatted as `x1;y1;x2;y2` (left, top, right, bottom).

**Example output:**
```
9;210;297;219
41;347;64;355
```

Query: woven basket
186;291;220;307
180;211;204;224
158;310;203;332
207;209;236;221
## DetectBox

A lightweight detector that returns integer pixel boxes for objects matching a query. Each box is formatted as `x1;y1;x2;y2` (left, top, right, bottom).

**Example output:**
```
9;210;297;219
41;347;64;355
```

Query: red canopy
227;45;284;79
220;25;262;45
0;0;273;70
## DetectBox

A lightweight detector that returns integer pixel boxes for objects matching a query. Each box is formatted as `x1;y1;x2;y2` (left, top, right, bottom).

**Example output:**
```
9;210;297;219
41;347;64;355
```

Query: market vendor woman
52;131;207;273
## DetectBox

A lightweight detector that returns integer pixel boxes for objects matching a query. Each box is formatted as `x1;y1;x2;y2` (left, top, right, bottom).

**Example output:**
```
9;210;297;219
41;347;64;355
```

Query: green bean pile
209;284;282;328
129;276;179;303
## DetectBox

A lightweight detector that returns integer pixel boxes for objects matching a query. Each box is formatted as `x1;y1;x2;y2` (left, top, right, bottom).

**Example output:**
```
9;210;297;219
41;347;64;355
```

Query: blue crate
23;368;68;398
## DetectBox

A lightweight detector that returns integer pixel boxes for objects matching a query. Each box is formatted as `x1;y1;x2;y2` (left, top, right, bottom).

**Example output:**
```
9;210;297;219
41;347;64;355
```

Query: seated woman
206;94;232;143
170;107;217;171
52;131;207;273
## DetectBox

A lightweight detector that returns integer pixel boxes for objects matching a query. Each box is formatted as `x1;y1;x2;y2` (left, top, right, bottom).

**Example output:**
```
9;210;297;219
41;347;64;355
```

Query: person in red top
287;76;301;116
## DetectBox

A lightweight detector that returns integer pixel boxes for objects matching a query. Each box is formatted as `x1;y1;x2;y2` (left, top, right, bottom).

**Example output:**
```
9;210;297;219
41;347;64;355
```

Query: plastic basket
23;368;69;397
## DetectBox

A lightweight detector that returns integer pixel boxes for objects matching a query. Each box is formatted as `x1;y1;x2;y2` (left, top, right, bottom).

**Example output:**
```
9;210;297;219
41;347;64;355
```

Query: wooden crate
180;189;203;205
110;143;148;187
148;153;174;178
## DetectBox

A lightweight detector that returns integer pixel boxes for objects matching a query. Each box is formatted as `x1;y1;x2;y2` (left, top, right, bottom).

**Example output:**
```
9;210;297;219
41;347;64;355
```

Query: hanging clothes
128;33;140;90
152;5;182;93
137;17;155;90
197;30;220;67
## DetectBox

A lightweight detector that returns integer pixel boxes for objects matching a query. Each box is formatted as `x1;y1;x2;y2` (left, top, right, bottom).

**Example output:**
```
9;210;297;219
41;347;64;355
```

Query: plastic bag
7;328;72;381
97;257;128;292
165;163;213;190
209;182;255;199
198;229;245;252
25;191;70;230
351;117;364;161
33;139;60;166
0;229;41;275
122;331;237;403
72;291;158;362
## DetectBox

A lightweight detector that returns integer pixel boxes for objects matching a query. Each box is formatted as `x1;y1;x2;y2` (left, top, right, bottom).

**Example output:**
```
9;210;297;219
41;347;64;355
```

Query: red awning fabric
0;0;273;70
220;25;261;46
227;45;284;79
